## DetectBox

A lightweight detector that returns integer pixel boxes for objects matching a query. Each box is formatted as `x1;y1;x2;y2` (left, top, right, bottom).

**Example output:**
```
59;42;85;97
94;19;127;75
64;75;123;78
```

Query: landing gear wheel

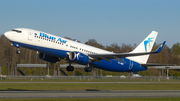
84;67;88;72
66;66;70;71
16;49;20;54
84;67;92;72
70;66;74;71
66;66;74;72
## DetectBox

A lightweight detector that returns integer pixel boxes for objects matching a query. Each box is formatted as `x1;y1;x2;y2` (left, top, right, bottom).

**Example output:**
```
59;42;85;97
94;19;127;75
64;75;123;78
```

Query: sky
0;0;180;48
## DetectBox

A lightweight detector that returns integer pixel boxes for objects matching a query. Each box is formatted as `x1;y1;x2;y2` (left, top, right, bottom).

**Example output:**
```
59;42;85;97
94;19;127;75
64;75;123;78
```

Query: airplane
4;28;168;73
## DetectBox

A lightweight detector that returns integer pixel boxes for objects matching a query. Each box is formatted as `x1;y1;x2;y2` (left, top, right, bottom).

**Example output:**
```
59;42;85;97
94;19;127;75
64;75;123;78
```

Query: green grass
0;83;180;91
0;77;180;82
1;97;180;101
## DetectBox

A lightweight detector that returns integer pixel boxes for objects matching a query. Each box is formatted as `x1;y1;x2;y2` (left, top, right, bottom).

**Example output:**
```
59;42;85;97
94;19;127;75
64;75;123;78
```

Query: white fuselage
5;28;154;72
5;28;113;56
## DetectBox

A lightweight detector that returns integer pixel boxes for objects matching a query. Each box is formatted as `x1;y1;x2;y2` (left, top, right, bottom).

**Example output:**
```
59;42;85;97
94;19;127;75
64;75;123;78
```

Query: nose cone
4;31;12;39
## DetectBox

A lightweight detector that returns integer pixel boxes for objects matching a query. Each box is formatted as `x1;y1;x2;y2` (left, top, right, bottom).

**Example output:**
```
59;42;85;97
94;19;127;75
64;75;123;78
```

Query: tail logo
144;38;153;52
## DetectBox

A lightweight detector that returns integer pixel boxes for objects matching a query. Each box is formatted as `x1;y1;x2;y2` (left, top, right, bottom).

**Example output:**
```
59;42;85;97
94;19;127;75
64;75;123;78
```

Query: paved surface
0;90;180;98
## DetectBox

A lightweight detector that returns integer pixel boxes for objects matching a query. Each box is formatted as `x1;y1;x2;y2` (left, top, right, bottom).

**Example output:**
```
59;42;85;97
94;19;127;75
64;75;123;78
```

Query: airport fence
0;76;180;82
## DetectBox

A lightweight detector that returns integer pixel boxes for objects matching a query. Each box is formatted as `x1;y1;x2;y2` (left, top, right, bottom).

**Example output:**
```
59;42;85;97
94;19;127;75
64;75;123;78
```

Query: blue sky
0;0;180;48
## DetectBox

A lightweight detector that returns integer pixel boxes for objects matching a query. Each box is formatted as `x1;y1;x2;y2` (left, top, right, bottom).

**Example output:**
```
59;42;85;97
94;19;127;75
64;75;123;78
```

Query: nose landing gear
16;48;20;54
12;43;21;54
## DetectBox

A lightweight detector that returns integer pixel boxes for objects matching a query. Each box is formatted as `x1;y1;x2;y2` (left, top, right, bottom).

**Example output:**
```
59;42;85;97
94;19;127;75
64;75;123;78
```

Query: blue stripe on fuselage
11;41;68;58
93;58;147;72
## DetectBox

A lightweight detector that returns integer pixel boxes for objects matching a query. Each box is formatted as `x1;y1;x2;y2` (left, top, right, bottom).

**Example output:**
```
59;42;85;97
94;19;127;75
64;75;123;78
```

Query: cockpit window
12;29;22;33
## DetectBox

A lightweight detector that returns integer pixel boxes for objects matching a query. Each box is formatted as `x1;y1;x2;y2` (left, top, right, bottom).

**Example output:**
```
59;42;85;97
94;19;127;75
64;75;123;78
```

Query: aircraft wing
89;41;166;62
146;65;180;69
140;63;175;67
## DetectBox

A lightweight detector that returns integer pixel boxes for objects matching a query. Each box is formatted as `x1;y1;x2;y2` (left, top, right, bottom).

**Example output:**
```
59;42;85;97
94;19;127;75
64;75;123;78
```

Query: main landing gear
66;62;74;72
84;64;92;72
66;65;74;71
84;67;92;72
66;62;92;72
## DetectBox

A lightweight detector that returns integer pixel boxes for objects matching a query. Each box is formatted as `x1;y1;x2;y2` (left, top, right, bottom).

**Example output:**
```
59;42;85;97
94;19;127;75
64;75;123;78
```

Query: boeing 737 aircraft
4;28;167;73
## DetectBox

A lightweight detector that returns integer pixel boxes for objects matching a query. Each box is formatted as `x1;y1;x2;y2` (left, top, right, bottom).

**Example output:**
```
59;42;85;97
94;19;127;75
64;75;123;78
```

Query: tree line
0;35;180;76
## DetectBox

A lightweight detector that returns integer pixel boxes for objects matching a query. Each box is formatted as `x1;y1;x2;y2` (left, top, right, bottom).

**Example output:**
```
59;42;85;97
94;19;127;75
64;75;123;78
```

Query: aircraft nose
4;31;11;38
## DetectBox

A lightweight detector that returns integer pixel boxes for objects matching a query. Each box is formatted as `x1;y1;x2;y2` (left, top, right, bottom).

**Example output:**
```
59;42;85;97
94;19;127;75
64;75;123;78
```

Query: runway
0;82;180;84
0;90;180;98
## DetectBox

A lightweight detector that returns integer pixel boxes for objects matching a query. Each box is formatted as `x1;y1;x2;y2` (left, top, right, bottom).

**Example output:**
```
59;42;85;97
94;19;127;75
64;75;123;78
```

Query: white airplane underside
4;28;171;73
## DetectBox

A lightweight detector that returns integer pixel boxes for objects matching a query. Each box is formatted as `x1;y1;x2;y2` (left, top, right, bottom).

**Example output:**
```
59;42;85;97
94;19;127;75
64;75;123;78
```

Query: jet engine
38;52;59;63
68;51;89;65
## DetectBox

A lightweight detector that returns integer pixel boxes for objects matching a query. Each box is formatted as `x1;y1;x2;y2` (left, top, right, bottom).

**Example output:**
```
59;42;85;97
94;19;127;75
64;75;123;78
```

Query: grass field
0;83;180;91
1;76;180;82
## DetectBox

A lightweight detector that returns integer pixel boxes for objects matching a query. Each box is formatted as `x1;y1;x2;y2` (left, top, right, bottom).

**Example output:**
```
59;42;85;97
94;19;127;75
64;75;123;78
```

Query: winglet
153;41;166;53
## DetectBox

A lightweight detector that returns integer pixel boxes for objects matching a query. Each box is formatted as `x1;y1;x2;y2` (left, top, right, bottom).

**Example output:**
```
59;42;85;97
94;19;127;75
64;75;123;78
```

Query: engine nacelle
68;52;89;65
38;52;59;63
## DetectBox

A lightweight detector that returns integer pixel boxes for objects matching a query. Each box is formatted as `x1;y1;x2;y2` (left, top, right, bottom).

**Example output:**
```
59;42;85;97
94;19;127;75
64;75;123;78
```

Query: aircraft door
129;60;133;71
28;31;33;41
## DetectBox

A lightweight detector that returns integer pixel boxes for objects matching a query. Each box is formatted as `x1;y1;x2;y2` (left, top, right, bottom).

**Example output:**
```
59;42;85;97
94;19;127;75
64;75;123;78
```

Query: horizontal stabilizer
141;63;175;68
147;66;180;69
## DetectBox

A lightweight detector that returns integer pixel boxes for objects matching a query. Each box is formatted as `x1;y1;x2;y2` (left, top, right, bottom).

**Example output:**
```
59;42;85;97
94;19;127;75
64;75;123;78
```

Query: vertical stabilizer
128;31;158;64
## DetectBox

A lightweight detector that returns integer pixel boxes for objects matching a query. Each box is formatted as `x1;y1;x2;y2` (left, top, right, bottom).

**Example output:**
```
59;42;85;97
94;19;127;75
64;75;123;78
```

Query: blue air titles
57;38;67;43
40;33;56;40
39;33;67;43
